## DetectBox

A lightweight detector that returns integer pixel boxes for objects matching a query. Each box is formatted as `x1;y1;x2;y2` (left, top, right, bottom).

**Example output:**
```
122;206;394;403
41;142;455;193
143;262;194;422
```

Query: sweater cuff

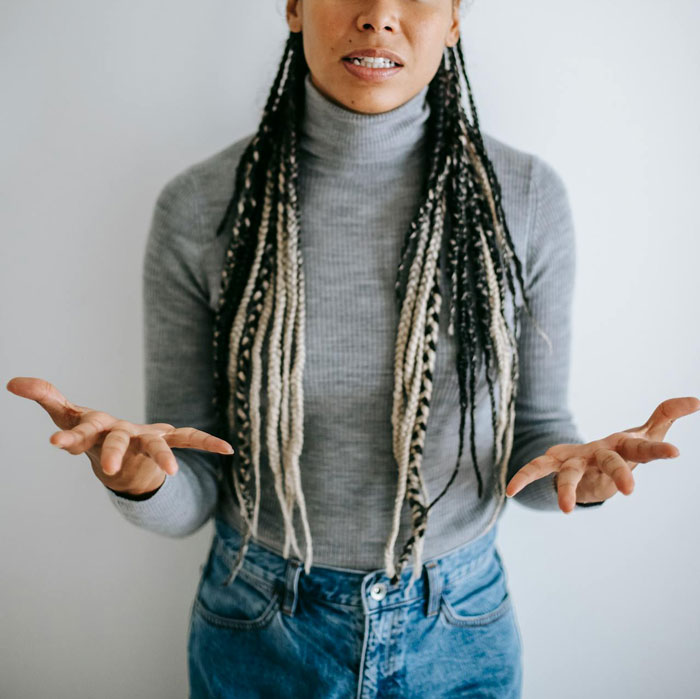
104;472;184;531
106;478;166;501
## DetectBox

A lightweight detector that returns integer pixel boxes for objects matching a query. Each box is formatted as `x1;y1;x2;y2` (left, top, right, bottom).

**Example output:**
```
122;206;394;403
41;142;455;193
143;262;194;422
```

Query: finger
164;427;234;454
6;377;80;426
555;457;587;513
506;454;559;497
100;427;136;475
643;396;700;440
615;436;679;464
50;413;112;454
136;433;179;476
593;448;635;495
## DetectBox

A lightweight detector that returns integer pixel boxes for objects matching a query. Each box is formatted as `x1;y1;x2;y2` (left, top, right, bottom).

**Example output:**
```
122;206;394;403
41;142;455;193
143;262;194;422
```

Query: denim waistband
212;516;499;612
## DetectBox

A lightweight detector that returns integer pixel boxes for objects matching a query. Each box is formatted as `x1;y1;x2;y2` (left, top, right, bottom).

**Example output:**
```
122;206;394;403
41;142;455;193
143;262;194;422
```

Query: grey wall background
2;1;698;697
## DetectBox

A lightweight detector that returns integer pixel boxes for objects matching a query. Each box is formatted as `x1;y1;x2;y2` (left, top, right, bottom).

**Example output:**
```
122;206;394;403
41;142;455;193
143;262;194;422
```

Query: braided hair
211;29;548;589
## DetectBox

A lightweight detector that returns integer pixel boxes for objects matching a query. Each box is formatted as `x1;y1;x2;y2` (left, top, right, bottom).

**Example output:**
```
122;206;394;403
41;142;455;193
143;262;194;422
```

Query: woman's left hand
505;396;700;513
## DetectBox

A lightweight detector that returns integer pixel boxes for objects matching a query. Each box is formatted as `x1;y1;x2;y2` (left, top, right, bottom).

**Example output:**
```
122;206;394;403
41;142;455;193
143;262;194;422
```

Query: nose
356;1;399;33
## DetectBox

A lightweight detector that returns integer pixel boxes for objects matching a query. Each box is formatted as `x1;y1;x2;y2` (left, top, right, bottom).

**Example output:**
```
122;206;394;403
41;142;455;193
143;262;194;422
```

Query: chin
339;87;405;115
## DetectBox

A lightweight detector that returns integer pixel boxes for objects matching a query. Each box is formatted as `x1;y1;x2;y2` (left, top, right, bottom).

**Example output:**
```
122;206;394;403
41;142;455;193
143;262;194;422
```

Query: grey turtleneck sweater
105;73;600;570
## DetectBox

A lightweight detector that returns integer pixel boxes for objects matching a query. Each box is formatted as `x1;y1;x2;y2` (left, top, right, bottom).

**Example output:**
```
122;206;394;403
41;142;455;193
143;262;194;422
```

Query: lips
342;48;405;66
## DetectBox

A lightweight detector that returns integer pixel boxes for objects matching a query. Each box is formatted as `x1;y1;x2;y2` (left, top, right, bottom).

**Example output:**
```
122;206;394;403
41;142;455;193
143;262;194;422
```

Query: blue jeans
188;516;523;698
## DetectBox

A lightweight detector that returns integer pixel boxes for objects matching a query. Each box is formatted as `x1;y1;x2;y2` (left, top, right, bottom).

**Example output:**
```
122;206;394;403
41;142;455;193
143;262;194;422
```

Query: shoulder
477;133;563;258
154;131;257;240
480;131;569;206
478;132;575;284
146;132;256;307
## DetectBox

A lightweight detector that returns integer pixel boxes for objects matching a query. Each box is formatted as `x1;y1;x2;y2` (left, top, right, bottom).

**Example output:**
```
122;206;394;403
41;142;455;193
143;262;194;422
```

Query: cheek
305;12;347;66
408;15;450;67
412;36;447;81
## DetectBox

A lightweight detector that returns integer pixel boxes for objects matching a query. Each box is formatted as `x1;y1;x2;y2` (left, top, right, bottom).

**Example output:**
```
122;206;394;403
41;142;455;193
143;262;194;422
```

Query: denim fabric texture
188;517;522;698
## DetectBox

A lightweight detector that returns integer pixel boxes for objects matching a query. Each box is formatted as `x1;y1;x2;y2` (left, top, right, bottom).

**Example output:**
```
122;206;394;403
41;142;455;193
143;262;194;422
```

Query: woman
8;1;698;696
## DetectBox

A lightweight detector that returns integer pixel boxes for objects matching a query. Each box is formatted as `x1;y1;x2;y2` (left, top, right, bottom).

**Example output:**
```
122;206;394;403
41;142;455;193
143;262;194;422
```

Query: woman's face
286;0;460;114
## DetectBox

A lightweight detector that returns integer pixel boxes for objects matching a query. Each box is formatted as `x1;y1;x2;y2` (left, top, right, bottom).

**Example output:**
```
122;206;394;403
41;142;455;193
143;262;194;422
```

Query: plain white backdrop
2;1;698;697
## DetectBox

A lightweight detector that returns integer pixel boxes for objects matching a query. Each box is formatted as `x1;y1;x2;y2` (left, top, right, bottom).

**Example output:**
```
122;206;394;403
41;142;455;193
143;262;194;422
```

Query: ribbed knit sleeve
506;154;602;511
104;170;225;536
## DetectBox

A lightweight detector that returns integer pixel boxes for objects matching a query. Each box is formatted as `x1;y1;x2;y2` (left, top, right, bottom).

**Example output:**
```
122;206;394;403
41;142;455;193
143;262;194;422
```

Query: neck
299;73;431;166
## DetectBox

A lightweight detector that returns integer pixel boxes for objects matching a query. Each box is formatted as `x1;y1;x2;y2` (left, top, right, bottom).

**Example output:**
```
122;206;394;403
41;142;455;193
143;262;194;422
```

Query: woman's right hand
6;377;234;497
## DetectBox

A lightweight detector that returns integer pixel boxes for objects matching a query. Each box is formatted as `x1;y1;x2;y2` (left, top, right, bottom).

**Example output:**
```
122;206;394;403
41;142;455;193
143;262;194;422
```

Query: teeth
349;56;398;69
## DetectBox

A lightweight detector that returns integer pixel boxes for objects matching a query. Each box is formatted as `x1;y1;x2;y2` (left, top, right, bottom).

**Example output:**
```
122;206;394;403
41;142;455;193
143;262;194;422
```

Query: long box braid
211;31;550;590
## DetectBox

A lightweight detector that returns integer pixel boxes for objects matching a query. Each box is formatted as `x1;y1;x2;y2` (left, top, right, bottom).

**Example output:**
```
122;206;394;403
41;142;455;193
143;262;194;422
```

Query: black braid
210;29;538;586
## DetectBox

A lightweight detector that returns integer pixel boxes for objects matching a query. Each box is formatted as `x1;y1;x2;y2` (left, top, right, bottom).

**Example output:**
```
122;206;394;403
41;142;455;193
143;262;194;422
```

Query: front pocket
193;536;281;631
440;548;512;628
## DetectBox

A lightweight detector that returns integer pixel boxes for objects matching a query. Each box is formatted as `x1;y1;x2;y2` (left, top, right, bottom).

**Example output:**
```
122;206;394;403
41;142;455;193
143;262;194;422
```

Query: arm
506;154;603;511
105;169;225;535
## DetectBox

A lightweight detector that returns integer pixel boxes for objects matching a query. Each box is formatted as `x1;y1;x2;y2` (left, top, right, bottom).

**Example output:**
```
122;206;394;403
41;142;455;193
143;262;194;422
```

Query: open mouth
342;56;403;69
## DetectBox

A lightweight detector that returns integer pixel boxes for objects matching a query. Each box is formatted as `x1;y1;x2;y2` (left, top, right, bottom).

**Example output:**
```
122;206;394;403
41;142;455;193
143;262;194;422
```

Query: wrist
87;450;167;499
107;474;166;500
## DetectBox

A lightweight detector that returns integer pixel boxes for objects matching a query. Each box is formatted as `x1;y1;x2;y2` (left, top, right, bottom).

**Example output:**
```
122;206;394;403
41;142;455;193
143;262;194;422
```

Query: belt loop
423;560;442;617
281;558;303;617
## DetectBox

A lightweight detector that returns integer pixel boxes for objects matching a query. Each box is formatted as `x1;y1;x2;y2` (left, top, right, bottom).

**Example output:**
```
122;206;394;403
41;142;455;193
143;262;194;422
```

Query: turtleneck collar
299;72;430;166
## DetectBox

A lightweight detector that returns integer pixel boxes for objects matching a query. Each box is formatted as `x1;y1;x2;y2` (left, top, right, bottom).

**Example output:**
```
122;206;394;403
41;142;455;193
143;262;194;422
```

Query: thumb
6;377;82;428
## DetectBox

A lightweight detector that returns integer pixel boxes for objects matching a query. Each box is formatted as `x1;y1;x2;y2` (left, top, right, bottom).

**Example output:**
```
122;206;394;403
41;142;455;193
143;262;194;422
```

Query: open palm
506;396;700;512
6;376;234;495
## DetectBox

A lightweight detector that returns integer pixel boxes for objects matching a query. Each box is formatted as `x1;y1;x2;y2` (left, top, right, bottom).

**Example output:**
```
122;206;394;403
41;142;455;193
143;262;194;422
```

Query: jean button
370;582;387;601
